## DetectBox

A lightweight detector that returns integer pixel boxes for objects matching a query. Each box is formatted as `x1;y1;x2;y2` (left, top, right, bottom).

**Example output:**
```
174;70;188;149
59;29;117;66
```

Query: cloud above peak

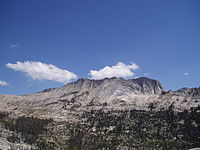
0;80;8;86
89;62;139;80
6;61;77;83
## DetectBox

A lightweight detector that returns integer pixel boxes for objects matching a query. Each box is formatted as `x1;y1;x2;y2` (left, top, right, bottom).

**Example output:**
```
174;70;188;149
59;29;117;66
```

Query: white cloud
0;80;8;86
9;44;19;48
89;62;139;79
6;61;77;83
184;72;189;76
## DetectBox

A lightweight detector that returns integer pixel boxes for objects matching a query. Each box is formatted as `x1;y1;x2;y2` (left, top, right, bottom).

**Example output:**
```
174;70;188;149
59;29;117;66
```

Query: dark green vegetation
0;112;51;144
68;106;200;150
0;106;200;150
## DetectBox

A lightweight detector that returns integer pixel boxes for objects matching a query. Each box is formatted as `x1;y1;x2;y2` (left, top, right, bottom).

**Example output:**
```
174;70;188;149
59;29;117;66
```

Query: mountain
0;77;200;150
0;77;199;120
0;77;163;120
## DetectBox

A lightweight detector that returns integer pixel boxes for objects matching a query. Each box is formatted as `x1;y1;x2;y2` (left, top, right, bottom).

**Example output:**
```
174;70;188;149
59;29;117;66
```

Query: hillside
0;77;200;149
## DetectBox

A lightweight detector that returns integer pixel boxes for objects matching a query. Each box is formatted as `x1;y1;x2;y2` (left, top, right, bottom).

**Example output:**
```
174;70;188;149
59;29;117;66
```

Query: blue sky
1;0;200;95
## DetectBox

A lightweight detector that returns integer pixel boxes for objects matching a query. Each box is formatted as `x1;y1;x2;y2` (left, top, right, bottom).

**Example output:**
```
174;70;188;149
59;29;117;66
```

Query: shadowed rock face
176;87;200;98
130;77;163;95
